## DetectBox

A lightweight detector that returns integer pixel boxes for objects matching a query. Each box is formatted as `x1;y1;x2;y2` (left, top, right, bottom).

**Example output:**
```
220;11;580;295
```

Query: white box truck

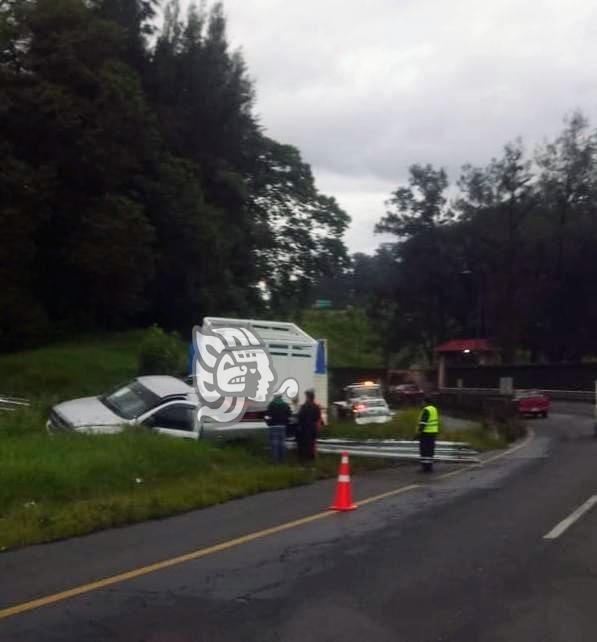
197;317;328;438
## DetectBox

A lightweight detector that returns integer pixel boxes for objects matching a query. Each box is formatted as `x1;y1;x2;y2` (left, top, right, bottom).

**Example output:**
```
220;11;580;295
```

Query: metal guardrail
0;395;30;412
541;390;594;402
441;387;595;403
440;387;502;395
314;438;480;463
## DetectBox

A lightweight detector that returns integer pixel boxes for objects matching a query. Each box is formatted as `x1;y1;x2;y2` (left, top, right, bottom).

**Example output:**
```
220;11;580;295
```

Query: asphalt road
1;403;596;641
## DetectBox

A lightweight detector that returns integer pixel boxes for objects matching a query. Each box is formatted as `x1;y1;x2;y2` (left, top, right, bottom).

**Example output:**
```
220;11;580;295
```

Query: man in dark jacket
265;394;291;464
297;389;322;461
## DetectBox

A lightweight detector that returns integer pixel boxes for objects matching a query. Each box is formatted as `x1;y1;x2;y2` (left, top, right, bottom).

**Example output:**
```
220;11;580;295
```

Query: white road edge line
544;495;597;540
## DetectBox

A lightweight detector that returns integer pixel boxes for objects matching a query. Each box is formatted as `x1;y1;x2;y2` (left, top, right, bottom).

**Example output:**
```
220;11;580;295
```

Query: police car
333;381;393;424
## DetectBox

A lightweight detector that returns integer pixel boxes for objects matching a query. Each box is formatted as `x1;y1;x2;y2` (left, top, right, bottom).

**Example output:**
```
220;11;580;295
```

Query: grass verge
0;404;506;551
0;405;384;551
323;409;507;451
0;331;510;551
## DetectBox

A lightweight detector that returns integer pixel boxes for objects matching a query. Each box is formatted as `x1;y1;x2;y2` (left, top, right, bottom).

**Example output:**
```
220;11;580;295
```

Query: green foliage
1;0;350;349
249;138;351;314
299;309;383;367
138;325;186;376
322;409;421;440
338;112;597;364
0;330;147;399
0;403;382;550
323;409;505;451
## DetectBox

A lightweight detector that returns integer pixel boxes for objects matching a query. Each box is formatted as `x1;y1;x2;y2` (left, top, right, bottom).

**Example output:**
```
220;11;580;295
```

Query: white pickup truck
47;318;327;439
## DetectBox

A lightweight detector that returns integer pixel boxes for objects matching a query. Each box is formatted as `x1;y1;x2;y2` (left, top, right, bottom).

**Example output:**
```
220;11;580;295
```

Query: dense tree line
0;0;349;349
343;113;597;364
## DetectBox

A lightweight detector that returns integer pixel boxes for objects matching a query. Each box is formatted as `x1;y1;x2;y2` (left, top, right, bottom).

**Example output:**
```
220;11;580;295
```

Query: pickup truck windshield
102;381;161;420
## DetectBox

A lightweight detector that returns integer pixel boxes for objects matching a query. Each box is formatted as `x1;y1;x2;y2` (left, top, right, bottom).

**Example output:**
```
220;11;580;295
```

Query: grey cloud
212;0;597;251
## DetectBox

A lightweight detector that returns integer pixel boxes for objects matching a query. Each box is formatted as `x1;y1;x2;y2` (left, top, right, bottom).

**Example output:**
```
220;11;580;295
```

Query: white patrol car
333;381;392;425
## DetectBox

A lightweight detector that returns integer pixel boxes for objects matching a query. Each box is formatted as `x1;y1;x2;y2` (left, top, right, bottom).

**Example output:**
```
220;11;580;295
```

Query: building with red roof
436;338;499;388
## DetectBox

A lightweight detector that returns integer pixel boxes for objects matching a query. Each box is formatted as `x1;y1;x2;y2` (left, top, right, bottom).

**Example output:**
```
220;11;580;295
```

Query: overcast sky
208;0;597;253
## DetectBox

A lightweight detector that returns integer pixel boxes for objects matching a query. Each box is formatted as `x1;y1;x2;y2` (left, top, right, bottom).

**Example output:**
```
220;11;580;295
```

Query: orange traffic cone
330;451;357;511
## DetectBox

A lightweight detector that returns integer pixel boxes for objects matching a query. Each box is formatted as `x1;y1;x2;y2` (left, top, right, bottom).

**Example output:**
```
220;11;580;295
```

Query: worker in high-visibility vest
418;397;439;472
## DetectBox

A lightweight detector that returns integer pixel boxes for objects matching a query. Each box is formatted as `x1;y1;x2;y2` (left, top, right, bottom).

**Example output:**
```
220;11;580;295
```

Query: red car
514;390;550;418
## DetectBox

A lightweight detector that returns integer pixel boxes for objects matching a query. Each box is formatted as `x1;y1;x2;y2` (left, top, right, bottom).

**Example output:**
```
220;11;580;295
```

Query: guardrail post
499;377;513;395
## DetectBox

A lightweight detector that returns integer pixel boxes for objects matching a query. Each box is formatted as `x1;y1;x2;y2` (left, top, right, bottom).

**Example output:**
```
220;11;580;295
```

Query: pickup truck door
141;402;199;439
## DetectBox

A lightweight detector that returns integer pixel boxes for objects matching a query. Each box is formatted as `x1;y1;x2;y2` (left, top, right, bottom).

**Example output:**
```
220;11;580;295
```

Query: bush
138;325;187;376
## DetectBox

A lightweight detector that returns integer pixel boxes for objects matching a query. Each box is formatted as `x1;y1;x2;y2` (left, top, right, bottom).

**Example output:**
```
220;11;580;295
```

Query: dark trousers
296;427;316;461
269;425;286;464
419;433;436;471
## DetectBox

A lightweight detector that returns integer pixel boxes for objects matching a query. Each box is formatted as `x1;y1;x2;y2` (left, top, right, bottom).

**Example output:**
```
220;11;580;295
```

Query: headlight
48;410;70;431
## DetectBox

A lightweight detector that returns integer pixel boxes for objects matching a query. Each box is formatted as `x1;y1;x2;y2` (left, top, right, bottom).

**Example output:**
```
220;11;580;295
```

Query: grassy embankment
1;404;386;551
0;326;502;551
0;330;383;550
299;308;384;367
321;410;506;452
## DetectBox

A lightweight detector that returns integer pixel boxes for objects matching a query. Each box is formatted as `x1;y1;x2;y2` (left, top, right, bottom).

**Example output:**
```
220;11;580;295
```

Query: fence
432;389;515;421
431;388;524;442
446;363;597;391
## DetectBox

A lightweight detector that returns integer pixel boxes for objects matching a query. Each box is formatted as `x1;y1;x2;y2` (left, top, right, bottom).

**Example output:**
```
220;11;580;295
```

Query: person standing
418;396;439;472
297;389;322;461
265;393;291;464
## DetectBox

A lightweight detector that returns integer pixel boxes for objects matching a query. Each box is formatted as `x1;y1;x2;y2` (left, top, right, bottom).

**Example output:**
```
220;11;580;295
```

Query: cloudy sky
213;0;597;253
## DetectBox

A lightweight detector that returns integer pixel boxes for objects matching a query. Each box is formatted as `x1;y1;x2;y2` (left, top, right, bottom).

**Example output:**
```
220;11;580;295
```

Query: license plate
532;407;539;412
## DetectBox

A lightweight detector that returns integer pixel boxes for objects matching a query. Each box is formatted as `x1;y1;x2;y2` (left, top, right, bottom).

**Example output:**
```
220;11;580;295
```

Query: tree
91;0;158;70
248;137;350;314
376;165;453;360
535;112;597;360
1;0;158;334
0;0;351;349
455;141;537;360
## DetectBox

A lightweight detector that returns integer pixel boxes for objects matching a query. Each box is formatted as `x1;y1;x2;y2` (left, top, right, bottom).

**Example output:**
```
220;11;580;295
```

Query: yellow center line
0;428;535;622
357;483;421;507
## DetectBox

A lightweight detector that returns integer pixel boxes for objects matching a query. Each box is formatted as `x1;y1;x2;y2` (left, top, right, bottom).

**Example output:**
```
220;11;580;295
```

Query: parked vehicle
387;382;425;406
514;390;550;418
47;375;200;437
48;318;328;439
333;381;392;424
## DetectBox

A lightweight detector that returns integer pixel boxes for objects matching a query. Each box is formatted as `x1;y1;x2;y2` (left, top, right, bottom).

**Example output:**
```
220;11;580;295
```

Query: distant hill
299;309;384;368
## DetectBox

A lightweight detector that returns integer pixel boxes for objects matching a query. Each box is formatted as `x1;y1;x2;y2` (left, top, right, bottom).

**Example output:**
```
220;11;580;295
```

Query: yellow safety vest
419;405;439;433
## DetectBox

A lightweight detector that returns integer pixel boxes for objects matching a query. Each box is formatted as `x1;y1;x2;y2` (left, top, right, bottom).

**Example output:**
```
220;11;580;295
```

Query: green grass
299;309;383;367
0;404;504;551
0;330;507;551
323;409;506;450
0;404;383;551
0;330;151;400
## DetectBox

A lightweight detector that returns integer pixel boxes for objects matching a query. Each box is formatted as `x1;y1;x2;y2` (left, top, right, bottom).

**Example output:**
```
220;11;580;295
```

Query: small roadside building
435;339;499;389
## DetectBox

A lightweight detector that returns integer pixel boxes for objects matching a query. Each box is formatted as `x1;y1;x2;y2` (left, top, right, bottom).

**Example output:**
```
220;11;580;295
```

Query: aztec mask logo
192;326;298;425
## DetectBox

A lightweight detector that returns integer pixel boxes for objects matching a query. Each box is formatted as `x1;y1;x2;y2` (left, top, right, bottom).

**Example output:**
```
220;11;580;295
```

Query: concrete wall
445;363;597;391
